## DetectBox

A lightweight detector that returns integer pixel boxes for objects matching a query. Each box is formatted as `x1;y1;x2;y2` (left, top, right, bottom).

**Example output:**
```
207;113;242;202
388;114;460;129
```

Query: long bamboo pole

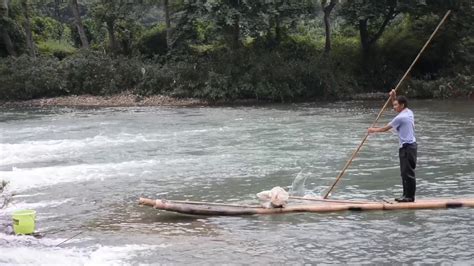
323;10;452;199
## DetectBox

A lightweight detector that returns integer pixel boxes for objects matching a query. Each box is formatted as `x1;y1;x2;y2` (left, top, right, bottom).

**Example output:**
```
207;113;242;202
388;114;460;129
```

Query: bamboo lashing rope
323;10;452;199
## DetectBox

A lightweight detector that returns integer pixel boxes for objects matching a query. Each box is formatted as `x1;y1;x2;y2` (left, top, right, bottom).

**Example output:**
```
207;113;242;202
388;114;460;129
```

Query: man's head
393;96;408;113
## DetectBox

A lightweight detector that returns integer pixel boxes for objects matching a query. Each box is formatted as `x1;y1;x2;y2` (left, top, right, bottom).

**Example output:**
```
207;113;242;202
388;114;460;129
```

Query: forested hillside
0;0;472;102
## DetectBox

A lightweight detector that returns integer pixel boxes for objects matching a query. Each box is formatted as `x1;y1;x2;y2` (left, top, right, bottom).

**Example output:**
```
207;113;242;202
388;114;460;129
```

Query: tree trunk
1;0;16;56
231;16;240;50
275;17;281;44
1;0;8;16
358;5;398;63
54;0;60;20
358;19;370;58
21;0;35;58
106;20;117;54
368;6;398;48
1;28;15;56
322;0;337;54
163;0;171;49
70;0;89;48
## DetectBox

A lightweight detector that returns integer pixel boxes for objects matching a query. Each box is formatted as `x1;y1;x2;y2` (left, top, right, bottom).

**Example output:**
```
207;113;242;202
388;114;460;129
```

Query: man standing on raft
368;90;417;202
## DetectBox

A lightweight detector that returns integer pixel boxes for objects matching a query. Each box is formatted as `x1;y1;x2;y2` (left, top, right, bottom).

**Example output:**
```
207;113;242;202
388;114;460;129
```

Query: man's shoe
394;197;414;202
394;196;405;202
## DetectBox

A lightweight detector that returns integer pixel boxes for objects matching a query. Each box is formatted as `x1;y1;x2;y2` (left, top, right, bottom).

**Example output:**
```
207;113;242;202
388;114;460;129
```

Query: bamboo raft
138;197;474;216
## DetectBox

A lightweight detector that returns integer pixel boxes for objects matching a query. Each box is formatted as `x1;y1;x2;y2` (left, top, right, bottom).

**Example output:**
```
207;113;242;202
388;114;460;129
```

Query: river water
0;100;473;264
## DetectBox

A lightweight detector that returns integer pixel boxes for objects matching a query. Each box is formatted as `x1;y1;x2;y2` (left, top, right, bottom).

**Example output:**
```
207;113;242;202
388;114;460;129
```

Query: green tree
1;0;16;56
248;0;316;45
70;0;89;48
321;0;337;54
91;0;136;54
163;0;171;48
141;0;184;49
20;0;36;57
339;0;419;57
174;0;316;50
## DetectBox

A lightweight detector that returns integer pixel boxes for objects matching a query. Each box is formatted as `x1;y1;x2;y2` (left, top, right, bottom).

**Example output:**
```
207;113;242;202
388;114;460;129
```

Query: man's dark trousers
399;142;417;199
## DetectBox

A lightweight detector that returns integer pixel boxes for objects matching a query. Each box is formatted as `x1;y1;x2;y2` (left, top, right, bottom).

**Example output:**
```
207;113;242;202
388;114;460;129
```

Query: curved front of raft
138;197;474;216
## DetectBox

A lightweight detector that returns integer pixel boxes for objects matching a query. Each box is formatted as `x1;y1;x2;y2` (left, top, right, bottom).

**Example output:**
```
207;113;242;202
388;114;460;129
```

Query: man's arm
389;89;396;104
368;89;397;134
368;124;392;134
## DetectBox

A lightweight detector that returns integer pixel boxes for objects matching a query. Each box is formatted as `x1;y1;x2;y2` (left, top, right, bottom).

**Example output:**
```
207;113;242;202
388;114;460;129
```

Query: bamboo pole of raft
139;197;474;216
138;197;372;208
288;196;373;204
158;199;261;208
322;10;452;199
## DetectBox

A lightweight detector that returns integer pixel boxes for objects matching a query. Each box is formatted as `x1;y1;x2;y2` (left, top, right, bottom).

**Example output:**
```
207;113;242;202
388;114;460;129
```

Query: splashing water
289;170;308;196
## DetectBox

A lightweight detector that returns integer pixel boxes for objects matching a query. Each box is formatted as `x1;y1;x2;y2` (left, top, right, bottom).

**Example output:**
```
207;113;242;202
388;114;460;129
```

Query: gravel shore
0;93;207;108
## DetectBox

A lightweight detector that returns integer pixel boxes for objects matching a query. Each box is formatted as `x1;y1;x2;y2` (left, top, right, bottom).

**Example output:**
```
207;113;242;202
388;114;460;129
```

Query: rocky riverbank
2;92;472;108
0;93;207;108
0;92;392;108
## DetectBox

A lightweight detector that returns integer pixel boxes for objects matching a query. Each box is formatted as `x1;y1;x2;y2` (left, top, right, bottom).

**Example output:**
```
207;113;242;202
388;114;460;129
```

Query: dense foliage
0;0;472;102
